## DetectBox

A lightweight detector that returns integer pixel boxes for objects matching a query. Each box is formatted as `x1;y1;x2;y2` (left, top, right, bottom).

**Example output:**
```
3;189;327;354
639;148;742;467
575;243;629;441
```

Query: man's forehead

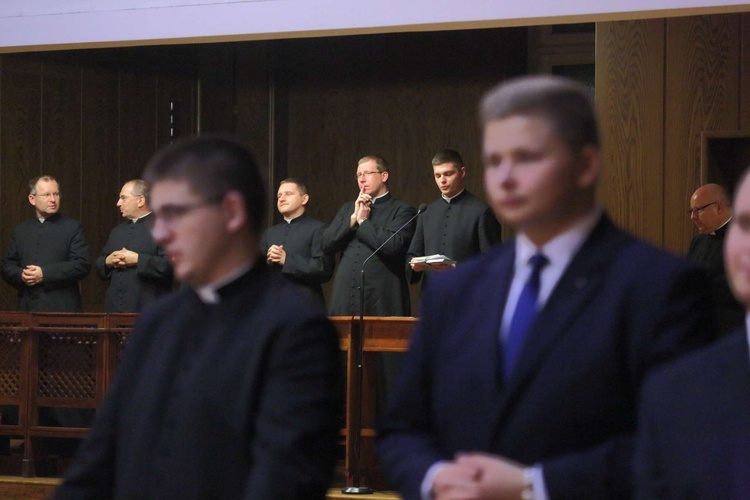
278;183;300;193
36;180;58;191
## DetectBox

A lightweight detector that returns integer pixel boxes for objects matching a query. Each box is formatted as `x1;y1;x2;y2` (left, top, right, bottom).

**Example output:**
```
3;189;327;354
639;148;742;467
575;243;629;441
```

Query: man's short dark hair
431;149;464;168
128;179;150;204
480;75;599;154
279;178;308;196
143;135;266;233
29;175;58;195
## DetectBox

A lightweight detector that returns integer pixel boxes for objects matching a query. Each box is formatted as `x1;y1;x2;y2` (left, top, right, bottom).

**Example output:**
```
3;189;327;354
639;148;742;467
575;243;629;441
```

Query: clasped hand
432;453;527;500
106;247;138;268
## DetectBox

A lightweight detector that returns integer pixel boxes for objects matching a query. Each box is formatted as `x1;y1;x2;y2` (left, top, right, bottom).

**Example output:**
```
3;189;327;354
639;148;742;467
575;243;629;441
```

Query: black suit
1;214;90;311
55;263;342;499
634;330;750;499
406;190;501;287
259;214;334;304
95;213;173;312
377;214;716;499
687;224;744;335
322;192;416;316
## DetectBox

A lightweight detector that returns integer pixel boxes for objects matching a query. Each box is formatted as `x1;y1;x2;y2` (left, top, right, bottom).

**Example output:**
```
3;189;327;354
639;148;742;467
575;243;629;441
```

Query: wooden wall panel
156;75;197;151
41;62;82;219
741;13;750;131
0;60;42;310
234;43;273;227
664;15;740;254
596;19;665;246
277;29;527;227
81;66;120;311
197;44;236;136
119;73;158;183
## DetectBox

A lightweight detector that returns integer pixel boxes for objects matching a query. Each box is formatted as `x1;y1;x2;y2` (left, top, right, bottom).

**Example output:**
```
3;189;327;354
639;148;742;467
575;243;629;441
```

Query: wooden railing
0;312;414;485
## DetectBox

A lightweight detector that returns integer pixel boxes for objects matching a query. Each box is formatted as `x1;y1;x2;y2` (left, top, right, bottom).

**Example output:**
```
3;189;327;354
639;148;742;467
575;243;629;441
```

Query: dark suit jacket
54;263;342;499
406;190;502;287
95;213;173;312
1;214;90;311
259;214;334;304
634;330;750;499
377;214;716;499
687;224;745;335
322;192;416;316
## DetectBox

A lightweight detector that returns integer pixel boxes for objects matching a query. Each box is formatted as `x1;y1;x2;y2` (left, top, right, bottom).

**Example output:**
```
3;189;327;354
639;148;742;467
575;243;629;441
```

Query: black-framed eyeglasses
687;201;717;215
356;171;381;179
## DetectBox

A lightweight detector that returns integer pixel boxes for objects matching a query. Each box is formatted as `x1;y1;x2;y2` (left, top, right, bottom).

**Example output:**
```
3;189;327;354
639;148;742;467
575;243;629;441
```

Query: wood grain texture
664;14;740;254
276;28;526;226
741;13;750;131
119;72;158;182
0;64;42;310
596;19;665;247
81;66;121;311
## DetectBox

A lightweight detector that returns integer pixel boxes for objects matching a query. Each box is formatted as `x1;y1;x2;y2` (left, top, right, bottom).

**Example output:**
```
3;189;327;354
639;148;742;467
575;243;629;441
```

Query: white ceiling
0;0;748;52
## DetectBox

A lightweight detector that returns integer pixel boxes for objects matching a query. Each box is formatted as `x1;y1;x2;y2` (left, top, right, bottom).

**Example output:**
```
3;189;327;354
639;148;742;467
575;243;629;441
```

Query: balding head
689;183;732;234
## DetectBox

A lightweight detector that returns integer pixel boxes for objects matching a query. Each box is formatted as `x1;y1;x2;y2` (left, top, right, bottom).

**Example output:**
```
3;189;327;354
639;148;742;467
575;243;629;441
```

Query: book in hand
410;254;456;269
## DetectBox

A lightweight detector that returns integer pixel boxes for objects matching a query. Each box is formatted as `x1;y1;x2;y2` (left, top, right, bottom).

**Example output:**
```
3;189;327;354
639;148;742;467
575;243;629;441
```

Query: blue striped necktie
504;253;548;380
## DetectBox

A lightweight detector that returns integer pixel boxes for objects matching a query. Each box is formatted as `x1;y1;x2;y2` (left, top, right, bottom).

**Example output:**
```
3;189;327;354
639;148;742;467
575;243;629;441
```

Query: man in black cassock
1;175;90;312
54;136;342;499
687;183;744;335
95;179;173;312
407;149;502;289
322;155;416;316
260;178;334;305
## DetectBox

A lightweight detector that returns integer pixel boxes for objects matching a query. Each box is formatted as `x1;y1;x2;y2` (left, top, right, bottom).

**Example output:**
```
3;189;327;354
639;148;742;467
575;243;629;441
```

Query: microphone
344;203;426;494
360;203;427;274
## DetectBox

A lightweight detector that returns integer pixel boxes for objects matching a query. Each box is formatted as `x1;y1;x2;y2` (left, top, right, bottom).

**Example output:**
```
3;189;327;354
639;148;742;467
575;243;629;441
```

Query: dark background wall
0;14;748;311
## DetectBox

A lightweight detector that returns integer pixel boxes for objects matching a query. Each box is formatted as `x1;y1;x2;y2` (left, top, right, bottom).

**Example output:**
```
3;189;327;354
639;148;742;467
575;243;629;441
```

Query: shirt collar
442;189;466;203
515;205;603;270
372;191;390;204
195;262;253;304
131;211;152;223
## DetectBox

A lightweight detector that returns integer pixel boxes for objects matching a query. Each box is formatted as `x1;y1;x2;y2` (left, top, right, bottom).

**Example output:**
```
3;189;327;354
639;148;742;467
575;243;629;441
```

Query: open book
410;254;457;266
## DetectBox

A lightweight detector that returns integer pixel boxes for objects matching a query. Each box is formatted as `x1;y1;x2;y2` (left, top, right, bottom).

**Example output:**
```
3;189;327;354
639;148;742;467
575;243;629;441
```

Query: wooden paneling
156;75;197;150
596;19;665;246
0;61;42;311
277;29;527;226
80;66;120;311
41;63;82;220
119;72;158;182
664;15;740;254
741;13;750;131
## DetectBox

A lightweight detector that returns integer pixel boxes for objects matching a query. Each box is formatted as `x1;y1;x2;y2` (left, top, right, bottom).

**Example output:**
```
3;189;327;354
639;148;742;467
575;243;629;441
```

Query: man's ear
381;171;389;183
222;191;248;232
28;194;36;207
576;145;601;189
301;193;310;207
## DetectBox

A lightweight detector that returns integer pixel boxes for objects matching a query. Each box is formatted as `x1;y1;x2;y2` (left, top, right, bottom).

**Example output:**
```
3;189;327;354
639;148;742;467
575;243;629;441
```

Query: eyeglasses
152;197;223;227
33;192;60;200
119;194;141;201
356;171;381;179
687;201;717;215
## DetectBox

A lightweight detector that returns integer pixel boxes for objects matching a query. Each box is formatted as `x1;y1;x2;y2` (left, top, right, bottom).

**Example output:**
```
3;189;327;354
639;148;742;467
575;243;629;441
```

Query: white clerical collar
372;191;389;202
131;211;152;223
284;213;304;223
195;262;253;304
442;189;465;203
711;216;732;235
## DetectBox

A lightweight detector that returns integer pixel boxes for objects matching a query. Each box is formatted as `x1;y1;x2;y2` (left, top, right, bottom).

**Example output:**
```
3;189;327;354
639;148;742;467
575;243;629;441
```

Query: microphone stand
343;204;425;495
